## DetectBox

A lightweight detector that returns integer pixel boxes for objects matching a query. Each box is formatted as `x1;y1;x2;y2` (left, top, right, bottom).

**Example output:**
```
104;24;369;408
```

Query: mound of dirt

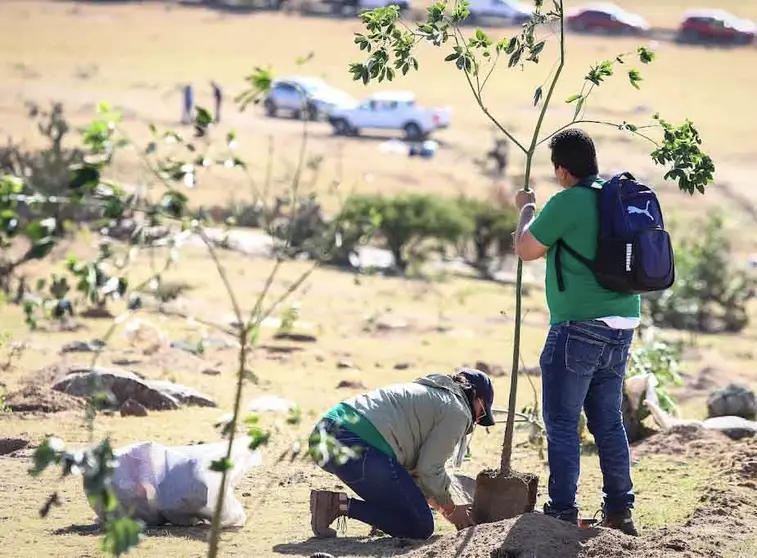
4;384;86;413
631;424;736;459
404;513;650;558
0;438;29;456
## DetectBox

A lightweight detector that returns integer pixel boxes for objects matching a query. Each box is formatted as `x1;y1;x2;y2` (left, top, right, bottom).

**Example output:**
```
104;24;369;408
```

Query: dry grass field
0;1;756;557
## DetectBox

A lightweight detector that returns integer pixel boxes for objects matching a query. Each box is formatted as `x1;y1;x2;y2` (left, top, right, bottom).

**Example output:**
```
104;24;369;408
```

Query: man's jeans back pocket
565;334;604;377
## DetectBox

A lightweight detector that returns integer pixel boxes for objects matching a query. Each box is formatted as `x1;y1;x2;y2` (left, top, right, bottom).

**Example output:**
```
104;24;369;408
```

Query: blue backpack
555;172;675;294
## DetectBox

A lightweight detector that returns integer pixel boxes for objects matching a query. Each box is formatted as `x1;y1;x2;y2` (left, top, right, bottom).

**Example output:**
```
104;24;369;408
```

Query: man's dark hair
452;372;478;424
548;128;599;179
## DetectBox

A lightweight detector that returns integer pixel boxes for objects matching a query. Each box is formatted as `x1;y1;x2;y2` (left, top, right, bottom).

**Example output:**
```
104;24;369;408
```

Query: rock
148;380;217;408
707;384;756;420
120;398;148;417
170;340;204;355
202;368;221;376
375;318;409;332
273;332;317;343
248;395;297;413
309;553;335;558
336;360;354;369
60;339;106;353
394;362;412;370
0;438;30;456
52;367;217;410
80;307;114;319
701;416;757;440
336;380;366;389
4;385;86;414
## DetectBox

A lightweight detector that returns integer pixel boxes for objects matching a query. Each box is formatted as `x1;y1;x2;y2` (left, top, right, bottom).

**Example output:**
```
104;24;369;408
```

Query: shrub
644;212;754;333
457;196;518;272
0;102;92;234
340;193;472;273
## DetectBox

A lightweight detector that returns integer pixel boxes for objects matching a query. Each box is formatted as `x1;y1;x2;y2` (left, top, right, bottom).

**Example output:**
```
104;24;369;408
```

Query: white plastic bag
90;437;261;528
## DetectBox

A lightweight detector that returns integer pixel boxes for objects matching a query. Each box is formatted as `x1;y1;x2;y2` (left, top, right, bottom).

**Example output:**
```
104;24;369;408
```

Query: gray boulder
53;367;216;411
707;383;756;420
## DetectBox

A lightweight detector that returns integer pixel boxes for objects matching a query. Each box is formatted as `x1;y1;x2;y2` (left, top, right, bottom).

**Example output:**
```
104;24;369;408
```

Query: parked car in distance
565;3;650;35
466;0;533;24
676;9;756;45
262;76;356;121
327;91;452;140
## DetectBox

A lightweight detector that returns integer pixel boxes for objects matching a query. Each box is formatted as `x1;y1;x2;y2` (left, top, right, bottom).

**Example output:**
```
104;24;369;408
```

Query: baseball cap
458;367;495;427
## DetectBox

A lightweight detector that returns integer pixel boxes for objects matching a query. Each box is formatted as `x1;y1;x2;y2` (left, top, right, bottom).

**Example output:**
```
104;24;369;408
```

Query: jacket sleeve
414;408;470;508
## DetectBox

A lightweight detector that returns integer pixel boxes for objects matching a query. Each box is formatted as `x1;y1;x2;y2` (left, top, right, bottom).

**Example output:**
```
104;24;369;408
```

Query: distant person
486;138;509;177
181;84;194;124
211;81;223;124
308;368;496;539
512;128;641;536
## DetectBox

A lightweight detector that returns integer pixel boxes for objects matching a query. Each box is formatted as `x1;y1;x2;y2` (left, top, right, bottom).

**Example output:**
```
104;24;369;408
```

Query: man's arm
514;205;548;261
414;410;469;509
514;189;578;260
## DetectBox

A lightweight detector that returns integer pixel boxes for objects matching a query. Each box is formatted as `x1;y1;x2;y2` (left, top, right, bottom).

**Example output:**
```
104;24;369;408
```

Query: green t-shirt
528;176;641;325
322;402;396;458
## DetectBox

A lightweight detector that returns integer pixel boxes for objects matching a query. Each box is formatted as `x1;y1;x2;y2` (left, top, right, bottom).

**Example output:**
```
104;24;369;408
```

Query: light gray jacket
343;374;473;507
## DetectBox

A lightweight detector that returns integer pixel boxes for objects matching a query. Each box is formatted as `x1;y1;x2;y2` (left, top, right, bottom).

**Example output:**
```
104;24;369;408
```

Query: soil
472;469;539;523
404;513;649;558
3;384;85;414
0;437;30;456
383;427;757;558
631;424;744;460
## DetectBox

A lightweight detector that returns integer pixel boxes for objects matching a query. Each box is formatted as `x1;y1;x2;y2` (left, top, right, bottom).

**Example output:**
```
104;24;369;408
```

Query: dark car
677;9;756;45
565;3;650;35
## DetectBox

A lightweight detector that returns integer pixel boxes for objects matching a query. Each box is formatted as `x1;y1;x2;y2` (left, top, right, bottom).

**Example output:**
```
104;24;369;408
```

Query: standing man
512;128;640;536
181;84;194;125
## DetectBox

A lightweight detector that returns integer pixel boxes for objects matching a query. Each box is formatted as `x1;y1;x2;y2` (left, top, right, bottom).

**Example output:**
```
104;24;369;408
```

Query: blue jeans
539;319;635;519
310;419;434;539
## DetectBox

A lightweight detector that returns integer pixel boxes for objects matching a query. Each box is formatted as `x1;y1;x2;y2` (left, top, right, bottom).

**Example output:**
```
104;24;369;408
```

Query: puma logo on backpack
555;172;675;294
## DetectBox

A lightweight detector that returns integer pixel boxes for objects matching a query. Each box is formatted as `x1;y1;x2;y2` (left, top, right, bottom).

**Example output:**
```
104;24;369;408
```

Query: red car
565;3;651;36
677;9;756;45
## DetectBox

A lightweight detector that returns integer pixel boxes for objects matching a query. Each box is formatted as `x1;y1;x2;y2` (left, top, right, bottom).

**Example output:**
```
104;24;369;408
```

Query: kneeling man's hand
444;504;476;531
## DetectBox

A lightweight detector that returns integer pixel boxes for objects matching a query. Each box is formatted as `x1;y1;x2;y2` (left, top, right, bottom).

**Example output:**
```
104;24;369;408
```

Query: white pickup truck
327;91;452;140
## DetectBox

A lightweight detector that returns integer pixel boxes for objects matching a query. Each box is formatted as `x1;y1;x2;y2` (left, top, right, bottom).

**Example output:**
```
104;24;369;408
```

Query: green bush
457;196;518;272
0;102;93;235
644;212;754;333
340;193;472;272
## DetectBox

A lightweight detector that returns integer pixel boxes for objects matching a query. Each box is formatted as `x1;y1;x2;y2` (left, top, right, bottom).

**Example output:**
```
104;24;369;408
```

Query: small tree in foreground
16;66;361;557
350;0;714;522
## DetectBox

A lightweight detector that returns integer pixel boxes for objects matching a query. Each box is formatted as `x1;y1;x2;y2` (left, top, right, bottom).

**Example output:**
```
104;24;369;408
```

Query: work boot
543;503;579;526
599;508;638;537
310;490;349;538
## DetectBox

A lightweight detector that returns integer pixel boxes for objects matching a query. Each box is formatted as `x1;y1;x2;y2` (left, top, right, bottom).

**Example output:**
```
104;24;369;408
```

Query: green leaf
628;68;643;90
565;94;582;104
160;191;189;219
25;218;56;242
194;106;213;135
248;426;271;450
573;96;585;120
101;517;142;556
29;437;64;477
210;458;232;472
69;164;100;191
533;86;543;106
637;46;655;64
24;238;56;261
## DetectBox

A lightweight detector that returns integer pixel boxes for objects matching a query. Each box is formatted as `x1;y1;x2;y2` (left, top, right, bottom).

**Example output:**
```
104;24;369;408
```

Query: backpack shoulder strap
554;179;601;292
555;239;594;291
